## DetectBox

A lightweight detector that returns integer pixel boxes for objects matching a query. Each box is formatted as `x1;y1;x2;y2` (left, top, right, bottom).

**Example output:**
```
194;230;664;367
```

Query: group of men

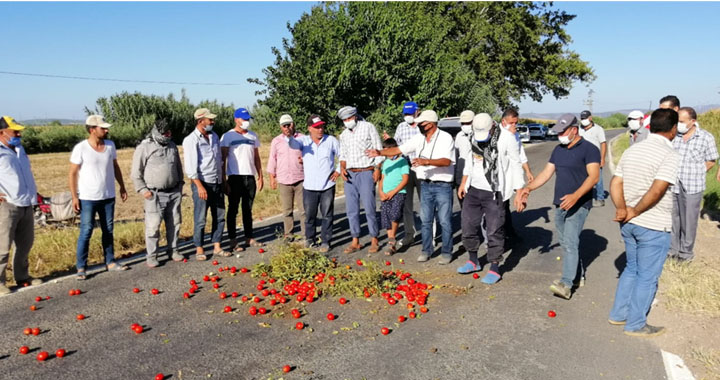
0;94;716;338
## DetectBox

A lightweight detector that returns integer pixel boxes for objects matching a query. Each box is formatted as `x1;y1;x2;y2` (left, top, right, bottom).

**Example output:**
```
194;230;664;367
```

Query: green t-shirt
381;156;410;194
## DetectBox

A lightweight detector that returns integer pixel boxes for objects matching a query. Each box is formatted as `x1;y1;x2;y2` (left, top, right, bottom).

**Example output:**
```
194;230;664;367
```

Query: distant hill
19;119;84;126
524;104;720;121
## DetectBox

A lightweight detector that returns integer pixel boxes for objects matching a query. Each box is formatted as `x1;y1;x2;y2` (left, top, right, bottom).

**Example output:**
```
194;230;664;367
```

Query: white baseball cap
472;113;493;141
415;110;438;124
459;110;475;124
627;110;644;119
279;114;293;125
85;115;111;128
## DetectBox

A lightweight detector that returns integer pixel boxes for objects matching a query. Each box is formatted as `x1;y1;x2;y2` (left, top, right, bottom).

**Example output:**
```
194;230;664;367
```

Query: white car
546;123;558;139
517;125;531;142
528;123;547;139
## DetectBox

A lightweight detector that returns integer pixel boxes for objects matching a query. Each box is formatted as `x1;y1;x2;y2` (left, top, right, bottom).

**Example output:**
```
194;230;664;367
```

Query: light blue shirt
182;129;223;184
0;143;37;207
286;134;339;191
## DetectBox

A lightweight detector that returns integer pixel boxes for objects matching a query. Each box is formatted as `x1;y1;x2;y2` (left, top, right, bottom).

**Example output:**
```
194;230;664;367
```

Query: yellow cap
0;116;25;131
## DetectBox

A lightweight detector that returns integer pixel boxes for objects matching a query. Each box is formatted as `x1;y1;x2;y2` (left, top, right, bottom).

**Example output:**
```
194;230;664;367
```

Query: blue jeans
345;170;379;238
554;206;590;287
76;198;116;270
609;223;670;331
420;181;453;258
191;181;225;248
593;168;606;201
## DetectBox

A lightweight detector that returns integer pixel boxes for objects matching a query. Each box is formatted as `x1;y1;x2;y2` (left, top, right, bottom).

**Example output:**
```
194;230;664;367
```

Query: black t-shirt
549;138;601;210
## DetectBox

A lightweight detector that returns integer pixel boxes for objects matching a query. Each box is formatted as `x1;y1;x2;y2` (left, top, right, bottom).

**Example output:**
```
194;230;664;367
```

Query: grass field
10;138;345;283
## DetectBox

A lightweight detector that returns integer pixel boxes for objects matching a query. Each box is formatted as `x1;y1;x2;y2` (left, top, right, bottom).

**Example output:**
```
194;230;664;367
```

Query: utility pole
583;89;595;113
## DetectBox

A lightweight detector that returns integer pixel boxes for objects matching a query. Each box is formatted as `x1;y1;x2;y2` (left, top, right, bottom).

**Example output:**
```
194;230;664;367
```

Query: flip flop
481;271;502;284
196;253;208;261
233;245;245;252
213;249;232;257
76;271;87;281
368;244;380;254
107;263;128;272
384;241;397;256
343;244;361;254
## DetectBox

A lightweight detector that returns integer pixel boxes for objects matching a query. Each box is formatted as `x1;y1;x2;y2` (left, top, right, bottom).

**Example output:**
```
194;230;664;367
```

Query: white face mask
241;121;251;130
205;124;214;132
677;122;689;134
627;119;641;131
344;119;357;130
461;124;472;135
581;119;591;127
404;115;414;124
558;134;572;145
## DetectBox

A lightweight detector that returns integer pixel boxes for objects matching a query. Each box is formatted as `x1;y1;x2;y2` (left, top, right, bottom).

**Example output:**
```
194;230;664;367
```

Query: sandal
343;244;361;254
247;239;264;248
76;271;87;281
107;263;128;272
368;243;380;254
213;249;232;257
384;240;397;256
232;245;245;252
196;253;208;261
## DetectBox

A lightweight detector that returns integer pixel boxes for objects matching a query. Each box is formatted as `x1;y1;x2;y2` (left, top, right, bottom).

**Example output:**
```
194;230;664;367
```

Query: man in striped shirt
608;108;679;337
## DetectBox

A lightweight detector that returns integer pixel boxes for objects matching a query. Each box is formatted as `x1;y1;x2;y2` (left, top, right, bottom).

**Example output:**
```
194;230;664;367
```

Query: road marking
662;350;696;380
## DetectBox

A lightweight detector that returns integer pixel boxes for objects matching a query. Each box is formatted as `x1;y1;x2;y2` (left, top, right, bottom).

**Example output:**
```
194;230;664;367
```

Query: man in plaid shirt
337;106;384;254
393;101;422;247
669;106;718;261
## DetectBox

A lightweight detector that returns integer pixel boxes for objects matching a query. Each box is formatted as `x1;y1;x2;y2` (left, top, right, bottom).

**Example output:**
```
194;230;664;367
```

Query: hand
600;158;606;168
623;206;639;222
514;188;530;212
143;190;153;200
372;169;380;183
72;197;81;213
256;176;264;192
559;193;579;210
382;131;391;140
340;168;348;181
457;187;466;200
197;184;208;200
270;176;278;190
379;192;388;201
329;171;340;182
525;171;535;183
411;158;426;168
365;149;380;158
614;207;627;222
222;181;229;196
120;187;128;202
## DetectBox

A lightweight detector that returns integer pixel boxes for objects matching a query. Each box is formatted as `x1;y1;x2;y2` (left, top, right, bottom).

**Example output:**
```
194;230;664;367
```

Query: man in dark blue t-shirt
514;113;600;300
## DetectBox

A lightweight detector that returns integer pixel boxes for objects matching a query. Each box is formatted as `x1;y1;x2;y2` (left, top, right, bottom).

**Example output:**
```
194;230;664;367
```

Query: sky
2;1;719;121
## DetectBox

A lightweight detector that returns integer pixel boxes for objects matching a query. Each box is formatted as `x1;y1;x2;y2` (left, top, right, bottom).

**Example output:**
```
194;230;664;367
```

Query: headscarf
150;120;171;145
470;124;501;191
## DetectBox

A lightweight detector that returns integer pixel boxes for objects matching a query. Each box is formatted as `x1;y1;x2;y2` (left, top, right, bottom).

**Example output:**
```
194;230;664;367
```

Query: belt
420;179;452;184
348;166;375;173
150;186;180;193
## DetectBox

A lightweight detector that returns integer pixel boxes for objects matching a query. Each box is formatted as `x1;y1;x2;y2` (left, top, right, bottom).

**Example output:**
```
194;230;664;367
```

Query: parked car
438;117;461;138
517;125;531;142
546;123;558;138
528;123;547;139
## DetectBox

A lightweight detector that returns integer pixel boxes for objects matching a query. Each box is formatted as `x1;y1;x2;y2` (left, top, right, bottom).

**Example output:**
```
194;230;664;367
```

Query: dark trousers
461;187;505;263
303;186;335;246
503;200;516;238
227;175;256;241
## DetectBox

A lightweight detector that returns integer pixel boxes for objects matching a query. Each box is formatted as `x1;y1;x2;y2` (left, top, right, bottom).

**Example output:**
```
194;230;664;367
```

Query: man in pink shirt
267;114;305;239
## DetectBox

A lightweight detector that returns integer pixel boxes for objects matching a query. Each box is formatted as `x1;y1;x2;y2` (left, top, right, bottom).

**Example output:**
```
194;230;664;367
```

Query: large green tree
249;1;593;133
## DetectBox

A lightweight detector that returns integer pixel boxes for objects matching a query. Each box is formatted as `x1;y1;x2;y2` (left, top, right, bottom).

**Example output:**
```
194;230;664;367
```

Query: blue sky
2;1;719;121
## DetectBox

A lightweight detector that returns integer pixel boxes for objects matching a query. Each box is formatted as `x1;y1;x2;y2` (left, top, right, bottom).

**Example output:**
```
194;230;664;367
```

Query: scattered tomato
36;351;49;361
224;306;232;313
55;349;66;358
35;296;42;302
339;298;347;305
258;307;267;315
258;248;265;253
23;327;32;335
398;315;406;323
151;288;159;295
253;296;261;303
356;260;363;266
212;283;220;289
548;310;556;318
212;260;218;265
420;307;428;313
409;312;416;319
31;327;40;336
76;314;85;320
155;373;165;380
326;313;335;321
219;292;227;299
203;275;210;281
231;292;239;298
295;322;304;330
282;365;291;373
30;305;37;311
472;273;479;279
240;267;248;273
133;325;144;334
385;261;391;266
183;292;190;299
380;327;390;335
19;346;29;354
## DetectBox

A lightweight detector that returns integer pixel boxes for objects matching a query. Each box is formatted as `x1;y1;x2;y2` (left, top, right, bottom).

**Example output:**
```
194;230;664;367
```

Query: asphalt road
0;130;668;380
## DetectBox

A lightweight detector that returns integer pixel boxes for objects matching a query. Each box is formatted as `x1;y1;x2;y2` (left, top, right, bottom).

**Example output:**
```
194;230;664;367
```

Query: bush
594;113;627;130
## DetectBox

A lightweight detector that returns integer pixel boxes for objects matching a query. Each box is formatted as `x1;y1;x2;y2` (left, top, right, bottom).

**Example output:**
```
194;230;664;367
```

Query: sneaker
146;257;160;268
457;261;481;274
417;253;430;262
608;319;626;326
624;324;666;337
593;199;605;207
438;255;452;265
318;244;330;253
0;284;11;295
171;252;185;262
550;281;572;300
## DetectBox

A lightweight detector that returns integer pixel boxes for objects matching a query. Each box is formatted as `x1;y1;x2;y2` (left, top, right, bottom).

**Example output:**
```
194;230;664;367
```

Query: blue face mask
9;136;21;147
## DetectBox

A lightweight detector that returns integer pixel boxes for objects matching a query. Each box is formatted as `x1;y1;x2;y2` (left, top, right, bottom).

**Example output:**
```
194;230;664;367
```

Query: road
0;129;668;380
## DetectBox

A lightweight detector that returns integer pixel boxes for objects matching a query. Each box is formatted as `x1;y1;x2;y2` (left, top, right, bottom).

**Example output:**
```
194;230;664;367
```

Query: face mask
677;122;689;134
205;124;214;132
461;124;472;135
344;120;357;130
627;119;641;131
241;121;251;130
558;134;573;145
8;136;21;147
581;119;591;127
419;124;431;135
404;115;414;124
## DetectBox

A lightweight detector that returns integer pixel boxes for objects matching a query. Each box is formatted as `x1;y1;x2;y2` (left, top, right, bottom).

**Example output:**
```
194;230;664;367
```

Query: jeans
420;181;453;257
278;181;305;237
461;188;505;263
144;189;182;259
609;223;670;331
554;206;590;287
304;186;335;246
191;181;225;248
76;198;115;270
0;202;34;283
344;170;379;238
593;168;606;201
227;175;256;241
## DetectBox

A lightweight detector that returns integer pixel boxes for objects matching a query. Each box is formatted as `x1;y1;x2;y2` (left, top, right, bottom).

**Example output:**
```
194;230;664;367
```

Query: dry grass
9;138;345;283
660;258;720;317
692;347;720;380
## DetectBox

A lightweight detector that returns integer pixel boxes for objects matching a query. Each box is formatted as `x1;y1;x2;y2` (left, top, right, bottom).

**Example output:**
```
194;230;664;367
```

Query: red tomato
36;351;49;361
23;327;32;335
420;307;428;313
356;260;363;266
241;296;249;302
30;305;37;311
183;292;190;299
295;322;304;330
132;288;140;293
339;298;347;305
151;288;159;295
380;327;390;335
282;365;291;373
203;275;210;281
253;296;261;303
219;292;227;299
240;267;248;273
224;306;232;313
76;314;85;320
212;283;219;289
326;313;335;321
258;307;267;315
133;325;144;334
472;273;479;279
19;346;29;354
55;349;66;358
35;296;42;302
547;310;557;318
269;299;277;306
409;312;416;319
249;307;258;316
188;288;196;294
32;327;40;335
212;260;218;265
258;248;265;253
231;292;239;298
155;374;165;380
398;315;406;323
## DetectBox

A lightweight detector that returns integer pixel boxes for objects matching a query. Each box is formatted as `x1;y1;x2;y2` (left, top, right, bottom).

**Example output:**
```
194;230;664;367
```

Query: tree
250;1;593;133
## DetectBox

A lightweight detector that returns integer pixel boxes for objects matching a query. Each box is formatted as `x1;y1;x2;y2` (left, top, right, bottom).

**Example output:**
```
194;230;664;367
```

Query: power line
0;70;242;86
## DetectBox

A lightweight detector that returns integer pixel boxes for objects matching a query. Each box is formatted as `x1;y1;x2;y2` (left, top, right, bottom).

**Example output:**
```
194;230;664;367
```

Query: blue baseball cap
402;101;418;115
234;108;252;120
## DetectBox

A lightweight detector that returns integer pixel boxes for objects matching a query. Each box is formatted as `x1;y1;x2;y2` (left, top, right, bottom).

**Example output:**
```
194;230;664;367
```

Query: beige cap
194;108;217;120
415;110;438;124
85;115;111;128
472;113;493;141
459;110;475;123
279;114;293;125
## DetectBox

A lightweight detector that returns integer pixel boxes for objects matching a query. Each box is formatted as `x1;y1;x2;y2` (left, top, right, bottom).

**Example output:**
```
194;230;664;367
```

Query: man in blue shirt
515;113;600;300
0;116;42;293
287;115;340;253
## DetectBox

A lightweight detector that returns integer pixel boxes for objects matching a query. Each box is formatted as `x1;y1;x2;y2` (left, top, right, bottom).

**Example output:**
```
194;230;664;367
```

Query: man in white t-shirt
221;108;264;251
68;115;129;280
368;110;455;264
578;110;607;207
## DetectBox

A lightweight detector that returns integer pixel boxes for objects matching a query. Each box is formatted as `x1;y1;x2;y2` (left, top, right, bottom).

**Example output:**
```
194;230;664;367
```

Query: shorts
381;193;406;230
